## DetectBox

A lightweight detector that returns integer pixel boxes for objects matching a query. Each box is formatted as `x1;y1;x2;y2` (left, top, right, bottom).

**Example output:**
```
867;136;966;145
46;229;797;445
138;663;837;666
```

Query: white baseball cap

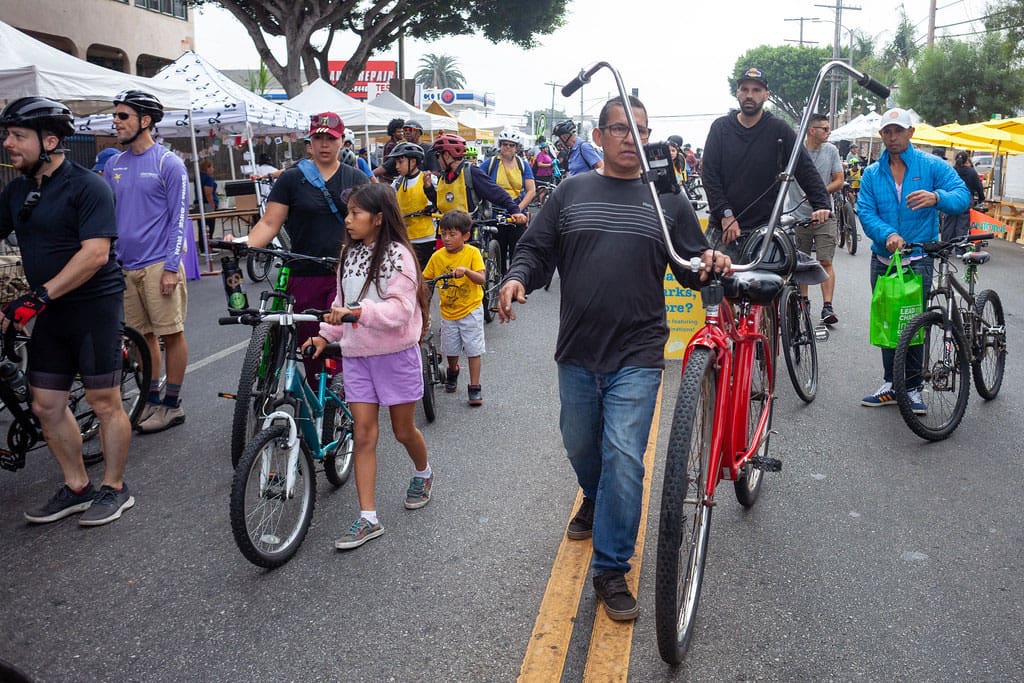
879;108;914;131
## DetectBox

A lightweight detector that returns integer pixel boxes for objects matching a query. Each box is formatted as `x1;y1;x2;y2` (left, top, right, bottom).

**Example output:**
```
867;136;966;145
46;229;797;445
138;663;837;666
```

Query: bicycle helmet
386;141;425;162
403;119;424;133
112;90;164;124
432;133;466;159
465;145;479;159
552;120;576;138
340;147;359;168
737;224;797;278
497;128;519;146
343;128;356;145
667;134;683;149
0;97;75;173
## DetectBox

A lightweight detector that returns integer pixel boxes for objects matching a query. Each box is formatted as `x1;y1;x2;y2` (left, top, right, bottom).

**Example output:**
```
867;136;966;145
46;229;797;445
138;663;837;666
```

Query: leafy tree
884;9;919;69
730;45;832;122
246;61;272;95
415;53;465;89
190;0;567;98
898;35;1024;123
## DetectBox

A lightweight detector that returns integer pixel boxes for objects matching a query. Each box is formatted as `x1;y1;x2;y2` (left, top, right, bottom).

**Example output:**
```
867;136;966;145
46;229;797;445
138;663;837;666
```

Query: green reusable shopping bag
869;252;924;348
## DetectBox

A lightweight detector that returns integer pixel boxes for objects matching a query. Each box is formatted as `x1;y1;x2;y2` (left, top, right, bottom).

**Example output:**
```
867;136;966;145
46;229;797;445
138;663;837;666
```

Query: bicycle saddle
789;250;829;286
961;251;990;265
724;271;785;305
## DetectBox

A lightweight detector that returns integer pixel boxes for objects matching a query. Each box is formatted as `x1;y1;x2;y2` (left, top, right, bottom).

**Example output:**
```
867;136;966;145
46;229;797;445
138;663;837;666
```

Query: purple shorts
343;345;423;406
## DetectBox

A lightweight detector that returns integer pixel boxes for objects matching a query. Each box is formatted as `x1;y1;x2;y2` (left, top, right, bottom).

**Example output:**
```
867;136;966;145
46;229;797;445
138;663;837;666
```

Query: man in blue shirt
553;119;603;176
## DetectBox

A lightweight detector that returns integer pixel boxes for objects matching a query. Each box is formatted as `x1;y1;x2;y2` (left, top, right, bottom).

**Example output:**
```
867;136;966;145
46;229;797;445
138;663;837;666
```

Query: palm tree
415;53;466;90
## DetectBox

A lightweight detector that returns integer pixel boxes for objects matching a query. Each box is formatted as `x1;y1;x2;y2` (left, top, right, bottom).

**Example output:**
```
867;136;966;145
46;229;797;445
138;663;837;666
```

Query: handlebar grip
857;73;890;99
340;313;359;323
3;326;22;363
217;317;240;325
561;76;586;98
970;232;995;241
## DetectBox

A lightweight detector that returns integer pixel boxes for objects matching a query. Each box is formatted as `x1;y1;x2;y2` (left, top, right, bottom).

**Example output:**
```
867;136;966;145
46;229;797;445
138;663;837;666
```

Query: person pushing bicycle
498;95;730;622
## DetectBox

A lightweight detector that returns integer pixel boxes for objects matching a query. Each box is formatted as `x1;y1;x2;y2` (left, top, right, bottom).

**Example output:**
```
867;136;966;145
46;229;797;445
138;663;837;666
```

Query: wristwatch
723;209;734;219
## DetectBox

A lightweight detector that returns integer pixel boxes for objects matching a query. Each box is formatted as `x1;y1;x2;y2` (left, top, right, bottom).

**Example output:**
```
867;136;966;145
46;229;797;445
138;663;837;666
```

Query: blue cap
92;147;118;171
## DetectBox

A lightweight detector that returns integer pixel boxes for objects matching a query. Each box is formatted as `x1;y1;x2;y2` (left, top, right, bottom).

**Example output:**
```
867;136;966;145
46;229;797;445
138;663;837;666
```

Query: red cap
309;112;345;139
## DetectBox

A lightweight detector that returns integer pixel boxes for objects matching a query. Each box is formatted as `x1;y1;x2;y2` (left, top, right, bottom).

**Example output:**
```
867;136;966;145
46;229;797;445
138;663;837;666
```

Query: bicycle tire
420;343;436;423
76;326;152;466
482;240;501;324
972;289;1006;400
735;304;774;505
230;424;316;568
844;204;858;255
322;373;354;487
655;346;715;665
893;311;970;441
779;288;818;403
245;251;274;283
231;322;288;468
835;200;847;248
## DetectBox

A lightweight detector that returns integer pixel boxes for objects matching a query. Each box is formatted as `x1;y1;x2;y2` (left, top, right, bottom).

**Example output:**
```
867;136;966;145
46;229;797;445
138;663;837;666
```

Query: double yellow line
518;385;664;682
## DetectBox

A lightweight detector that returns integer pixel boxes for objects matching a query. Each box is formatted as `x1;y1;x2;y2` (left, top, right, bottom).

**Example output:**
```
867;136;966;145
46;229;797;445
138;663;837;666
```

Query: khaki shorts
795;216;837;262
124;261;187;336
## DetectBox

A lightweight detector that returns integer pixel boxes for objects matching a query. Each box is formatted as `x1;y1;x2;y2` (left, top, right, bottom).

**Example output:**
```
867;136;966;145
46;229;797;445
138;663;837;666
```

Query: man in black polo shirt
0;97;134;526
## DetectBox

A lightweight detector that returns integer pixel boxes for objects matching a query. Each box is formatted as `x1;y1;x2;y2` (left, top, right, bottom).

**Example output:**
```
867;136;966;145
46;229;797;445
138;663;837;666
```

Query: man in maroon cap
242;112;369;375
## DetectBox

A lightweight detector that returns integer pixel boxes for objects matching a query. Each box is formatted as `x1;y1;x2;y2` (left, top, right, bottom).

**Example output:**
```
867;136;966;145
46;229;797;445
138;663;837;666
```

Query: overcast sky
194;0;991;145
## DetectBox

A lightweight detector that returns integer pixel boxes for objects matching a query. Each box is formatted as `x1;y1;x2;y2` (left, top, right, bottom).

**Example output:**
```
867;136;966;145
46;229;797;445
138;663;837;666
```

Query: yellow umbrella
938;122;1024;153
911;122;999;151
981;116;1024;137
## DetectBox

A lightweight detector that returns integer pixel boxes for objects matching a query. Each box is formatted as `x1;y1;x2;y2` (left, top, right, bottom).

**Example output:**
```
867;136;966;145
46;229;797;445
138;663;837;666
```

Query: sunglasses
113;112;134;121
18;190;41;223
310;114;342;129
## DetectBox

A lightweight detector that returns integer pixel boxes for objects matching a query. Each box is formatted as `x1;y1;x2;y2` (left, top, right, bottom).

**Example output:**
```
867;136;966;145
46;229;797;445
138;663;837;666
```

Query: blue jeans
558;363;663;575
869;255;933;387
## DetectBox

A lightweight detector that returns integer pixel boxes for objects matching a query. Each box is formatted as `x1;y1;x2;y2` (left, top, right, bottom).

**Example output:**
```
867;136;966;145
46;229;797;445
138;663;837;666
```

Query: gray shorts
440;307;485;358
795;216;837;262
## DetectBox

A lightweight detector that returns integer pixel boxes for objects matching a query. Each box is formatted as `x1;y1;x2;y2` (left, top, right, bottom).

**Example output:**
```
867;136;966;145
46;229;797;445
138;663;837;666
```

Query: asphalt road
1;231;1022;682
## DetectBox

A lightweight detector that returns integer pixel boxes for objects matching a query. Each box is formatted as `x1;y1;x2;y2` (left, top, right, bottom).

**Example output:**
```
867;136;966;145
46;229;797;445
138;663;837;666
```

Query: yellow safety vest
436;164;472;214
395;173;435;242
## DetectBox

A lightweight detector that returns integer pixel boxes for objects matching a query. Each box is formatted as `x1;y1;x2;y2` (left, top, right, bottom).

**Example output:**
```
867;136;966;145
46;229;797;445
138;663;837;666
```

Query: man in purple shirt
104;90;190;433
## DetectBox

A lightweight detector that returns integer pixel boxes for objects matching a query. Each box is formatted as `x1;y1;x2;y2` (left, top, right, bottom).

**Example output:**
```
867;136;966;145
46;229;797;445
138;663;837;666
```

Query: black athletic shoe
567;497;595;540
24;483;95;524
79;483;135;527
821;303;839;326
593;571;639;621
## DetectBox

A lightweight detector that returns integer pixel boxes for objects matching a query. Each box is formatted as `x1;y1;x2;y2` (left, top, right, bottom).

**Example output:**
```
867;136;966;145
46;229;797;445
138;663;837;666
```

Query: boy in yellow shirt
422;210;487;406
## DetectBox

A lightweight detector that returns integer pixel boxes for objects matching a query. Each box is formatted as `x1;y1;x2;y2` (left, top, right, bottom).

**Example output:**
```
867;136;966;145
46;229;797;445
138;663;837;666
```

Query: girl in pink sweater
305;184;431;551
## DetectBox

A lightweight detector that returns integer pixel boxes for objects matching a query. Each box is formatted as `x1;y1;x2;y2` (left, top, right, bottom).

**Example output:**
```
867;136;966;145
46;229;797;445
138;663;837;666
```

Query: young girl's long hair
340;183;428;330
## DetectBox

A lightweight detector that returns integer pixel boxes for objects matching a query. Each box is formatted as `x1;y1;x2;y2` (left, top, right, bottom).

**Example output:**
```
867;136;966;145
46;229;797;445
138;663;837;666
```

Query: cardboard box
234;194;259;211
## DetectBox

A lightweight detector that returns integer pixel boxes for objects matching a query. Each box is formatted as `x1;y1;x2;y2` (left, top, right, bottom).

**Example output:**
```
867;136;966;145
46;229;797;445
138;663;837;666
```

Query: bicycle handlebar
217;308;340;327
209;240;339;268
900;232;994;256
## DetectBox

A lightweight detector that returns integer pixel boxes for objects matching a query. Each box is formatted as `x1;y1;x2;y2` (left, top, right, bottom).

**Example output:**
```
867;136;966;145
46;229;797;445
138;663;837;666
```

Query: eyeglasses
18;190;41;223
113;112;134;121
310;114;342;129
599;123;651;139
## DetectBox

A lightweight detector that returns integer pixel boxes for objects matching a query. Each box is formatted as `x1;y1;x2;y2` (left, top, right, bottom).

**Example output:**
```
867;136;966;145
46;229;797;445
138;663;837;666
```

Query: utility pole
816;1;860;127
927;0;937;46
544;81;560;138
784;17;820;46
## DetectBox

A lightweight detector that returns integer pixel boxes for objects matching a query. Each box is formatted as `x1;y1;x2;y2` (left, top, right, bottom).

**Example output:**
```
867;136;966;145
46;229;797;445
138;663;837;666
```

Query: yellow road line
583;383;662;682
518;383;664;682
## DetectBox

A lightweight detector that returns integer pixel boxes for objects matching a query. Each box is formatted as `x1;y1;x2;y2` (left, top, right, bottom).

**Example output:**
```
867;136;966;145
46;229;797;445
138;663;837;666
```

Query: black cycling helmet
386;141;425;162
387;118;405;136
0;97;75;174
553;120;576;138
667;134;683;149
113;90;164;124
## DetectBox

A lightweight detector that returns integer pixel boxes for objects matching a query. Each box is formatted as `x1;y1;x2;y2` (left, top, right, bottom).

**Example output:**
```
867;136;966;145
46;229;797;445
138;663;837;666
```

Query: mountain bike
471;215;515;323
223;309;354;568
0;325;151;472
834;181;858;255
892;232;1005;441
211;240;339;468
559;59;888;663
420;273;456;423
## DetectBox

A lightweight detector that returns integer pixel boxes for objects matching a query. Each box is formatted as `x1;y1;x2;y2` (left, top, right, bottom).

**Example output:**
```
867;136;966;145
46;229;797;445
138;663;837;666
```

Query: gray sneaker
24;483;95;524
334;517;384;550
136;404;185;434
405;474;433;509
79;484;135;526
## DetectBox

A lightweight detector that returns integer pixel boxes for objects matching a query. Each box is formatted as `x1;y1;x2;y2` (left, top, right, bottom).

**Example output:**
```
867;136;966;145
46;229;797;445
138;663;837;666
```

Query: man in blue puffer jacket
857;108;969;413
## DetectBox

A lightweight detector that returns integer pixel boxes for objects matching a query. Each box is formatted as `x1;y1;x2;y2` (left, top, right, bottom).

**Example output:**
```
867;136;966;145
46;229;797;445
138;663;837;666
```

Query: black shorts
27;292;125;391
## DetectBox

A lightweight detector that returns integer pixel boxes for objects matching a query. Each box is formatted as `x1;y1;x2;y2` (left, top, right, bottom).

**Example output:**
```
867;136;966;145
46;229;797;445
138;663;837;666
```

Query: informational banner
664;217;708;359
969;208;1008;235
420;89;492;109
327;60;398;100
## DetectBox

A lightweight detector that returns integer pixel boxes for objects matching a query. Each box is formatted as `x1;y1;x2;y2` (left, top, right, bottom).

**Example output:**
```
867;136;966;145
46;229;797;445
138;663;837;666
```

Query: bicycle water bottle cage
723;271;785;305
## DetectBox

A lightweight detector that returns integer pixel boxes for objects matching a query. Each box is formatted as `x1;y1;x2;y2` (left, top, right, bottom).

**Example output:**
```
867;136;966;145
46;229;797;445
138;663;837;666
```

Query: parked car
972;153;994;182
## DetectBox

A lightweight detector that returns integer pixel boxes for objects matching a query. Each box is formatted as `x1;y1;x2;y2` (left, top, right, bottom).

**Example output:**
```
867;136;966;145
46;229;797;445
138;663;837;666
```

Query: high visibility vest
436;164;474;214
394;173;434;241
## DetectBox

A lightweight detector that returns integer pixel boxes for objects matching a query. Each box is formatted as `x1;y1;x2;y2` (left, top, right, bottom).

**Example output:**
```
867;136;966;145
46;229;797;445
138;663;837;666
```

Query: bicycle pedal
814;324;830;342
749;455;783;472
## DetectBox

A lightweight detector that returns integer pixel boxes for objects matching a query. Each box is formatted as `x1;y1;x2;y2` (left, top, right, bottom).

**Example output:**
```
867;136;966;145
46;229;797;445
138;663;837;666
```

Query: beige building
1;0;194;76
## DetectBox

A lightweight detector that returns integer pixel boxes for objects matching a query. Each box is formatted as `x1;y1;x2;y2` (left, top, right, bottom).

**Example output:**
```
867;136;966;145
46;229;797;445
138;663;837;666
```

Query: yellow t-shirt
493;159;524;200
423;244;485;320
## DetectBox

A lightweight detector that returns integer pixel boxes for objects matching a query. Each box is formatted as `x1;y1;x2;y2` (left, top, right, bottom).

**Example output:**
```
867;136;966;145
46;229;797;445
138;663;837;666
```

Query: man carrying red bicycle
498;95;729;621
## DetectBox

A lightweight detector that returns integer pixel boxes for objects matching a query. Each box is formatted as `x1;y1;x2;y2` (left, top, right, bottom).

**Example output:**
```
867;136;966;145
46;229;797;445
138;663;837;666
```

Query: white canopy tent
369;91;458;135
287;79;396;148
0;19;191;112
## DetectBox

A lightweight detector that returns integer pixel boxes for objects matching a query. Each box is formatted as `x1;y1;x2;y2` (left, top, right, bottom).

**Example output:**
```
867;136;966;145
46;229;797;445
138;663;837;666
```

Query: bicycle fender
260;410;302;497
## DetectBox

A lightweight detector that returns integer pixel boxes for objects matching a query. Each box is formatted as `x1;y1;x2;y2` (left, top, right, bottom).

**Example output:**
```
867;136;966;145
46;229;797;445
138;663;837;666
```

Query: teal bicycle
220;308;355;568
